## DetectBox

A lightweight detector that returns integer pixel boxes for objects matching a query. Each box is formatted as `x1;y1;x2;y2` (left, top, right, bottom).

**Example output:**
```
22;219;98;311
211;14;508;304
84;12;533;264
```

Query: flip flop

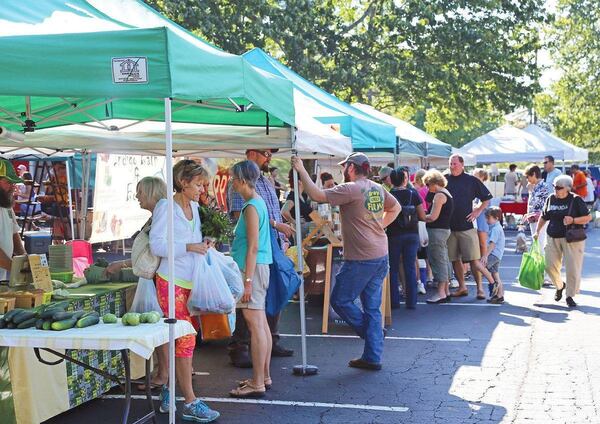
230;382;266;398
450;289;469;297
136;381;166;391
476;294;486;300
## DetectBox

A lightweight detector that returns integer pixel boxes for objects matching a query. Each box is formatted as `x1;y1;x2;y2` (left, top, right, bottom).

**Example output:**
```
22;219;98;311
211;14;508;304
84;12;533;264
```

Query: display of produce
0;301;100;331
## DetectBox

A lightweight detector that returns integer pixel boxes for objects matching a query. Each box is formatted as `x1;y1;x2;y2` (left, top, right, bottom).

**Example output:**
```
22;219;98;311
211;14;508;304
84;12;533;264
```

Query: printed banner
90;154;165;243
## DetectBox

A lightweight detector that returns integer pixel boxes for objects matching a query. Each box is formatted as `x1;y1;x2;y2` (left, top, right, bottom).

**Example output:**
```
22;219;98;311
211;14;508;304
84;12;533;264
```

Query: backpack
394;189;418;230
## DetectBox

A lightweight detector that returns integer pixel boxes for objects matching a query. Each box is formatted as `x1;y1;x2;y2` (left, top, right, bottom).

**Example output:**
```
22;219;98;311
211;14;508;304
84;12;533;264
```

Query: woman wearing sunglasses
534;175;591;307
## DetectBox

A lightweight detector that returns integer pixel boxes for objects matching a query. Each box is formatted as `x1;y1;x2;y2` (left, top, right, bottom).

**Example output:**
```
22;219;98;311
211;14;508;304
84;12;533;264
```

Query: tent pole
80;151;91;240
65;158;75;240
394;136;400;167
291;127;318;377
164;98;176;424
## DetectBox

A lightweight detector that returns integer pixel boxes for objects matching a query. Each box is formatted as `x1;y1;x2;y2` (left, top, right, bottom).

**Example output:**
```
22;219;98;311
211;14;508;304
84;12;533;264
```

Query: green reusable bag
518;240;544;290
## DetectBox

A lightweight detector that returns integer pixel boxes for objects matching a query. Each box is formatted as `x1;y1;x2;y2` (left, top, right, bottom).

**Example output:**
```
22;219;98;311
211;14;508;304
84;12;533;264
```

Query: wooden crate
0;290;44;309
0;298;16;315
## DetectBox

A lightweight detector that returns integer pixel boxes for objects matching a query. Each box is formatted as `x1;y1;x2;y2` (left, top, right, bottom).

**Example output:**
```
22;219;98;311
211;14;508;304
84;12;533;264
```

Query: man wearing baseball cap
0;159;26;281
292;152;400;370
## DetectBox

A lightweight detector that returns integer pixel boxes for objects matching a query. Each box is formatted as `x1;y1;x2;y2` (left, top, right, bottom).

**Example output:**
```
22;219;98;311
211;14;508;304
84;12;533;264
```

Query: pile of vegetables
0;302;100;331
102;311;161;326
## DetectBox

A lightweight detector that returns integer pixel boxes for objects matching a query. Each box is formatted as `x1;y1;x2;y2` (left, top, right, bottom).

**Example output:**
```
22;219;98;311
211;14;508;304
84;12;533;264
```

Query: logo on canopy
112;57;148;84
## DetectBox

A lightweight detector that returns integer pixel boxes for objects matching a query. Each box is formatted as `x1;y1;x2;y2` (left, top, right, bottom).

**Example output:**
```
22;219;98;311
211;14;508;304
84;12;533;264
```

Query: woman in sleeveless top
423;170;454;304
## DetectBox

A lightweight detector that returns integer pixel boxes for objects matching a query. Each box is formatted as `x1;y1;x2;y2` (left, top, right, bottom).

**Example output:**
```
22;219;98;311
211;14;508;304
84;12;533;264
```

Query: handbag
131;219;161;279
565;197;587;243
265;229;302;317
518;240;544;290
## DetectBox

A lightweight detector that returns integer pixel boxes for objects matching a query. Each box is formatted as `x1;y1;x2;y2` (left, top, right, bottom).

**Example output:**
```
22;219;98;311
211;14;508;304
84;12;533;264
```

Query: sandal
230;382;266;398
238;378;272;390
450;289;469;297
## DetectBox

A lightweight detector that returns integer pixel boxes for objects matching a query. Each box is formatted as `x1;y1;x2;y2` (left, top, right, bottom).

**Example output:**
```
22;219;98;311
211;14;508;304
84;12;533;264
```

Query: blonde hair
172;159;209;192
414;169;427;185
472;168;489;182
423;169;447;188
137;176;167;205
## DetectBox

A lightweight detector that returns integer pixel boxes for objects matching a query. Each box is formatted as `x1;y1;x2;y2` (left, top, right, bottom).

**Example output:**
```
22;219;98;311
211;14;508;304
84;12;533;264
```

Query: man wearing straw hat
0;158;26;281
292;152;400;370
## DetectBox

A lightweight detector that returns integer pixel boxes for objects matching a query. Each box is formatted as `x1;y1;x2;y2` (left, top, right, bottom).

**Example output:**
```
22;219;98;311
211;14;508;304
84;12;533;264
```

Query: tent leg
164;98;177;424
65;158;75;240
291;127;318;377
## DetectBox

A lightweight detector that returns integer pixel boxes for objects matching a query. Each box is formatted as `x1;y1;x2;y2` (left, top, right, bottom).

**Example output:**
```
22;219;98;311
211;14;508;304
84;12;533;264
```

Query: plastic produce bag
518;240;545;290
206;248;243;301
130;278;163;315
418;222;429;247
188;255;236;315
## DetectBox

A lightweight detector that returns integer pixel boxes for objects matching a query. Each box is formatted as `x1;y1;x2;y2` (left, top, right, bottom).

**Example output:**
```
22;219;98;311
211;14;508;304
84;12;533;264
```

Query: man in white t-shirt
504;164;518;196
0;159;26;281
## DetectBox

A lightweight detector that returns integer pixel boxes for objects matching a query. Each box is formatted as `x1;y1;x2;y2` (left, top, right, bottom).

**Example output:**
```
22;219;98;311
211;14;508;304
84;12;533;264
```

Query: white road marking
279;333;469;342
417;302;501;307
101;394;409;412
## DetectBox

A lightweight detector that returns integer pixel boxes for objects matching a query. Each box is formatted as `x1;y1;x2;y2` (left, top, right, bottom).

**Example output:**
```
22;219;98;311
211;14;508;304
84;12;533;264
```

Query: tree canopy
146;0;546;146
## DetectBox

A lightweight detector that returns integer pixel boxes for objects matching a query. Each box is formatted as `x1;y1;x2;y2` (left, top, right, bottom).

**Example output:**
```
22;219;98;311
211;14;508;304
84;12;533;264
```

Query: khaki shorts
237;264;270;310
448;228;481;262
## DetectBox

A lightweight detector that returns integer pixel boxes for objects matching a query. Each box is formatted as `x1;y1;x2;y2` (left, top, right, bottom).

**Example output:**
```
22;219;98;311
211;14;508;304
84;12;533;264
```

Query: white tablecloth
0;320;196;359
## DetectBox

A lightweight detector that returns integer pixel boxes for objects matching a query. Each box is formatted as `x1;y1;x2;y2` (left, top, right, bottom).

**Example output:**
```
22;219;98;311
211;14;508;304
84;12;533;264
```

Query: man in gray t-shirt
504;164;518;196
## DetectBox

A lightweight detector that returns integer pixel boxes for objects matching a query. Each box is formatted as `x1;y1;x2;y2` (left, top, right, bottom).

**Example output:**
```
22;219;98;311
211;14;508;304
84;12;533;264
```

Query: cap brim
269;149;279;153
337;159;348;166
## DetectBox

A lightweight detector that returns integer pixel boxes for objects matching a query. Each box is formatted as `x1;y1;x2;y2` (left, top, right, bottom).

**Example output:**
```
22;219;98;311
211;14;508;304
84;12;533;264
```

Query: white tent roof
352;103;452;158
522;124;588;162
457;124;586;163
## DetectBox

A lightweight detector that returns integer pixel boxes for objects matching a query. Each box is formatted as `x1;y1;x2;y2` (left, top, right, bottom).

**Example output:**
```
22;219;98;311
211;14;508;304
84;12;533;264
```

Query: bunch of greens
199;205;234;245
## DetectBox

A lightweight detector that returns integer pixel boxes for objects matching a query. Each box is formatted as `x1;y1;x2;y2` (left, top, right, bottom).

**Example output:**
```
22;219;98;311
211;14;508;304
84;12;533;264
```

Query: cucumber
17;317;37;329
81;311;99;319
6;322;16;329
52;311;74;321
51;318;77;331
35;318;44;330
76;315;100;328
71;311;86;320
40;307;65;320
13;311;37;325
42;320;52;330
0;318;6;329
102;313;118;324
4;308;24;322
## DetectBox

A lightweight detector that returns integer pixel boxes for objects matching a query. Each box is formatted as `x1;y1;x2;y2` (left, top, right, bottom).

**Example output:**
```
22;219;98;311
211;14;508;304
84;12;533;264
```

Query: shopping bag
199;313;233;340
206;248;243;301
266;229;302;317
418;221;429;247
518;240;544;290
130;277;164;315
188;255;236;315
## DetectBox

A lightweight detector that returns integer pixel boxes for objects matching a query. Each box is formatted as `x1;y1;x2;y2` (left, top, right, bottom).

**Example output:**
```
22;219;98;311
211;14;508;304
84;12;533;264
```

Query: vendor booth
0;1;355;423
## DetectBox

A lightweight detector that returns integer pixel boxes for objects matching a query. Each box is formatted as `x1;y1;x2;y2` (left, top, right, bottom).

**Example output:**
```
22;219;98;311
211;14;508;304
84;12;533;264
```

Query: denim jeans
331;255;389;364
388;232;420;308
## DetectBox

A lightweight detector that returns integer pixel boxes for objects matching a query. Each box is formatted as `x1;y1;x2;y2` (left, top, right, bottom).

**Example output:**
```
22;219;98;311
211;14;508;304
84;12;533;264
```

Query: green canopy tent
0;1;326;421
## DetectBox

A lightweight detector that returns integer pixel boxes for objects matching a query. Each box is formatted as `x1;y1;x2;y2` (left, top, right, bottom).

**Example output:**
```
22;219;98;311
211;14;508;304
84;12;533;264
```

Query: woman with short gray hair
229;160;273;398
534;174;591;308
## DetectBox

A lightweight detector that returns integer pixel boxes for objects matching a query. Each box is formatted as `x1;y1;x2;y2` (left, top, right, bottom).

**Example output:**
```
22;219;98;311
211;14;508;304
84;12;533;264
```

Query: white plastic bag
206;248;243;301
188;255;236;315
418;221;429;247
130;278;163;315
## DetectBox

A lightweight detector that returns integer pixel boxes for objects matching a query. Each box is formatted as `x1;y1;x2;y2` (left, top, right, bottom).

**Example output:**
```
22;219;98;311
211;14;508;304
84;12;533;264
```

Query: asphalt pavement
44;226;600;424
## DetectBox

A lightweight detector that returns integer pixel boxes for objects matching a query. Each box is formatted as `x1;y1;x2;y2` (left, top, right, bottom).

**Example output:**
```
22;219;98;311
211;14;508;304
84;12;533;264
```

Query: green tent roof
0;0;296;131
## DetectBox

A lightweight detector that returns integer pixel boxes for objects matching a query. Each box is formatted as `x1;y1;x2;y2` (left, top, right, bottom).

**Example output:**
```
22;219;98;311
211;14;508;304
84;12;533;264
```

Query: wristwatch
244;278;252;284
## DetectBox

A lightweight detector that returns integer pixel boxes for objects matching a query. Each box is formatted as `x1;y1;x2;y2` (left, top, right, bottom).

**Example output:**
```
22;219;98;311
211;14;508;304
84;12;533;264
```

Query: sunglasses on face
543;161;549;164
252;150;272;159
553;185;564;190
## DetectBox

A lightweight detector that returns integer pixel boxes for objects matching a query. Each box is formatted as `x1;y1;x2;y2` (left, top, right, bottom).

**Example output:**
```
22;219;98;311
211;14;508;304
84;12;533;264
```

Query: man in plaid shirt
227;149;295;367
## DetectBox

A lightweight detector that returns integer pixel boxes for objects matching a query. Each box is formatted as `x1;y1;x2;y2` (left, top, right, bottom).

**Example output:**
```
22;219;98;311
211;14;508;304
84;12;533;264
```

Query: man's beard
260;162;270;173
0;188;14;208
343;167;351;183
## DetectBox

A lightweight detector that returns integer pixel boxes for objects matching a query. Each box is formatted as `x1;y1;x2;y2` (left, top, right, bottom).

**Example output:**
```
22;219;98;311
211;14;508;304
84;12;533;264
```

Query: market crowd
0;151;596;423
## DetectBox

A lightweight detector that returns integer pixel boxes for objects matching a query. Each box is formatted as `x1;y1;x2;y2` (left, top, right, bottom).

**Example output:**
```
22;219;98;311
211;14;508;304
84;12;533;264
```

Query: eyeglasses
543;161;549;165
251;150;272;159
553;185;564;190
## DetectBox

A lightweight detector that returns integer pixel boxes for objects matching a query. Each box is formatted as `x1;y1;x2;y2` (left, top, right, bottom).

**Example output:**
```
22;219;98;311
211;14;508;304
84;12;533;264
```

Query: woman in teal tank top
229;160;273;398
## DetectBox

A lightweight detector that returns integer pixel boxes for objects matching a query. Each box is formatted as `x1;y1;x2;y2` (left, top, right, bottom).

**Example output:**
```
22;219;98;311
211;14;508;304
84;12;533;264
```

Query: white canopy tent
458;124;587;163
522;124;588;162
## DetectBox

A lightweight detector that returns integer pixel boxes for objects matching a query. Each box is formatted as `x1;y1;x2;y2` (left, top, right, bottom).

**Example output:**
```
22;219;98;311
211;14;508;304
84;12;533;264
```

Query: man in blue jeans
292;153;400;370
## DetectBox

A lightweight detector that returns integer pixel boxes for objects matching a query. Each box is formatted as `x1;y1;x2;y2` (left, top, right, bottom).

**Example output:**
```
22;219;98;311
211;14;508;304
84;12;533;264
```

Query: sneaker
417;281;427;295
159;385;176;414
348;357;382;371
566;296;577;308
182;399;220;423
487;295;504;304
271;343;294;357
449;278;459;289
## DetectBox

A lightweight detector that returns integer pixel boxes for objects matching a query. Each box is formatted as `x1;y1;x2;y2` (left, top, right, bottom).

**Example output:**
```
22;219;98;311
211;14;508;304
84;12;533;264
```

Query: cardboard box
0;298;16;314
0;290;44;309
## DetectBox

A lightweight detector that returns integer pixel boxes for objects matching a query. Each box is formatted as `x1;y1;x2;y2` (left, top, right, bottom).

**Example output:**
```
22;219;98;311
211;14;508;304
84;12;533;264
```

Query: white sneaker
417;281;427;295
450;278;459;289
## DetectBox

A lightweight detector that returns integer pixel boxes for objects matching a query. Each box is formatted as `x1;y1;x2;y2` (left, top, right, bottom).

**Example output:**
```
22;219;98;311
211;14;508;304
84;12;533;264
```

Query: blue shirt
487;222;505;260
231;198;273;271
476;210;489;233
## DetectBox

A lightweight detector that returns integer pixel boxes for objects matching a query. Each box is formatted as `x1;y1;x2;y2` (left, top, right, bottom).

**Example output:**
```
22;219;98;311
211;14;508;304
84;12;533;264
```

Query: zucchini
42;320;52;330
52;311;74;321
51;318;77;331
13;311;37;325
17;317;37;329
40;307;65;320
76;315;100;328
35;318;44;330
4;308;24;322
0;318;6;329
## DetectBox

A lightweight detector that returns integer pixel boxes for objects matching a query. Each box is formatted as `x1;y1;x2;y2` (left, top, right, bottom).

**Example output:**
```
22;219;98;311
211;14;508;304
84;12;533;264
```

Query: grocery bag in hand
206;248;243;301
518;239;545;290
130;277;163;315
188;254;236;315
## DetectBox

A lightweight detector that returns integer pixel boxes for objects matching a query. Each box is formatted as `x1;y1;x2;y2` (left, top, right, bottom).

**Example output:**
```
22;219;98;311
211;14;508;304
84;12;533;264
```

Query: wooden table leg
321;244;333;334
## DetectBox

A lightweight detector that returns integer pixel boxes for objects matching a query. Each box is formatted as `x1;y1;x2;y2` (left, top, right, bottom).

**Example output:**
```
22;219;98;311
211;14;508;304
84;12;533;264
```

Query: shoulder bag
131;219;161;279
565;197;587;243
